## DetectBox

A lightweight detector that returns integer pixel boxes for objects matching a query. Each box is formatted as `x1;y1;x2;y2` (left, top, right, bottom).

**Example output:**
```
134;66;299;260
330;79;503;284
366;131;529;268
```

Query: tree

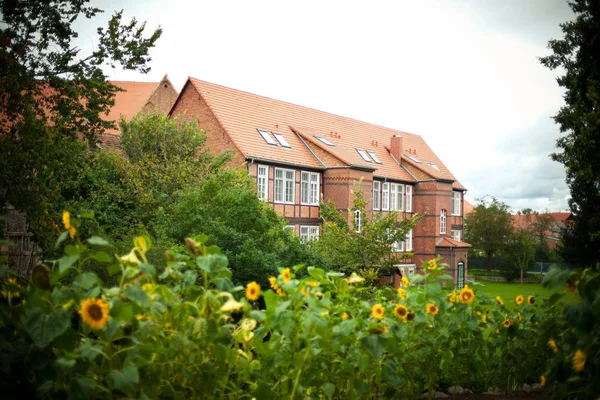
529;211;555;246
0;0;161;247
314;185;420;284
504;228;536;282
464;197;513;270
540;0;600;265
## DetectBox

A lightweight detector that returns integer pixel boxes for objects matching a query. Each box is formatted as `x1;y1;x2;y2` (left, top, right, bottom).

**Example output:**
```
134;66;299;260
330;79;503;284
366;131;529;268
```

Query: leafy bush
0;215;563;398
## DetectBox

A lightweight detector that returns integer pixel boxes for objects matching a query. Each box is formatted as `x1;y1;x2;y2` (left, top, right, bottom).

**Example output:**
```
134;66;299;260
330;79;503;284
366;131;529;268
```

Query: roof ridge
189;77;421;137
108;80;160;85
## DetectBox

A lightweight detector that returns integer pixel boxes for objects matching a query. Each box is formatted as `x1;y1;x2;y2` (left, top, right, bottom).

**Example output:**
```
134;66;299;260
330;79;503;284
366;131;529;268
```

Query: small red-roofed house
99;75;178;150
169;77;471;287
512;212;571;251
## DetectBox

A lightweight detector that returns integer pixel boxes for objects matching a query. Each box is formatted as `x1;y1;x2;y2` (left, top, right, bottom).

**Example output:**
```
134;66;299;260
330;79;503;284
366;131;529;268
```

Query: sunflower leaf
23;307;70;348
105;366;139;397
123;285;150;308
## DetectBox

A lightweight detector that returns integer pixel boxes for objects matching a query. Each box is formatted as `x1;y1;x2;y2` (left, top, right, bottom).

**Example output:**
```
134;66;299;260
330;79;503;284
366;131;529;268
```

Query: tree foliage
0;0;161;245
464;197;513;270
540;0;600;265
314;184;420;284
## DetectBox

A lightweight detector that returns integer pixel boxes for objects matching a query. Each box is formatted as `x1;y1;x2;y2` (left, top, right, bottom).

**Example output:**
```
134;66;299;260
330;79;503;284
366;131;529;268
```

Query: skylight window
258;129;277;146
272;132;291;148
314;136;334;146
356;149;372;163
428;162;439;170
405;154;421;163
367;151;382;164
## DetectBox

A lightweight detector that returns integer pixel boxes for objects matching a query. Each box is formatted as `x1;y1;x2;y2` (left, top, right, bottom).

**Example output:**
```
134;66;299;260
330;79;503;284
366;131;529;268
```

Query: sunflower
540;376;546;387
481;312;487;323
572;350;586;373
565;279;578;294
342;312;349;320
62;211;76;239
496;296;504;306
245;281;261;301
426;303;439;316
527;295;535;305
503;318;513;329
406;311;415;321
427;260;437;270
515;295;524;305
382;326;389;334
401;276;409;287
449;291;456;303
517;312;523;321
372;304;384;320
301;286;308;296
281;268;291;283
79;298;110;330
397;287;407;299
269;276;279;291
459;287;475;304
548;338;559;353
394;304;408;320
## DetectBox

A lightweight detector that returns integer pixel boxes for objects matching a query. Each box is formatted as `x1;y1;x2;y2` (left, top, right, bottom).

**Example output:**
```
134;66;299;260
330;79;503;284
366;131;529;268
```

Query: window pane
373;181;380;210
310;173;319;205
382;183;389;211
301;172;309;204
274;169;283;202
405;186;412;212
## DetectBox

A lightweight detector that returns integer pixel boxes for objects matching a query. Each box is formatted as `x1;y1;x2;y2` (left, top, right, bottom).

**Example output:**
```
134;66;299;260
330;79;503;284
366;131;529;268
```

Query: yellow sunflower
548;338;559;353
481;311;487;323
496;296;504;306
348;272;365;285
459;286;475;304
572;349;586;373
62;211;76;239
79;298;110;330
245;281;261;301
397;287;407;299
394;304;408;320
426;303;439;316
382;326;389;334
401;276;409;287
515;295;524;305
281;268;291;283
406;311;415;321
540;376;546;387
268;276;279;291
427;260;438;270
449;291;456;303
527;295;535;305
342;312;349;320
371;304;384;320
503;318;513;329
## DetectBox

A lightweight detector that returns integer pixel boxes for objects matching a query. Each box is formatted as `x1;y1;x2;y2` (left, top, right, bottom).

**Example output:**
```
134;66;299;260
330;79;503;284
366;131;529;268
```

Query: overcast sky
75;0;575;212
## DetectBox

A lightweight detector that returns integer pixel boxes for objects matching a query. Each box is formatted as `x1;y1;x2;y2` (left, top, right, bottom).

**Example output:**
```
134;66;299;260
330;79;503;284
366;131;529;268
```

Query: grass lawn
471;280;579;308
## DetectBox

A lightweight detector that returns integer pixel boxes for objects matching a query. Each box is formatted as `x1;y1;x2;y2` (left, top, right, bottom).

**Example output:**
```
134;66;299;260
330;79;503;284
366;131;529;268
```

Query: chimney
390;135;403;161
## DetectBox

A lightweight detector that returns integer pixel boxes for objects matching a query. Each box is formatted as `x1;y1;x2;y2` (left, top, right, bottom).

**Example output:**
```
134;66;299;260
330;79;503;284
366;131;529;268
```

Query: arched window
440;209;447;234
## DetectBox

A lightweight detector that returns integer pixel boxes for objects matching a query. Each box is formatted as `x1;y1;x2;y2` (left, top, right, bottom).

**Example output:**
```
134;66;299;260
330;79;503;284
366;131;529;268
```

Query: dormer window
356;149;373;162
314;136;335;146
405;154;421;163
367;151;382;164
258;129;277;145
272;132;291;148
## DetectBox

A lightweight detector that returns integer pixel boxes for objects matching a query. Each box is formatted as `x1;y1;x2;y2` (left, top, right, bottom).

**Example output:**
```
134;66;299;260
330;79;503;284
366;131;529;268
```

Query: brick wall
141;77;178;115
170;82;244;166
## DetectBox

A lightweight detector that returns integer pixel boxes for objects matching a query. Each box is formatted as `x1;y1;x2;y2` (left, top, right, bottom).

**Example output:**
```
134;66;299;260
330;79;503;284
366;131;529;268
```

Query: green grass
471;280;579;307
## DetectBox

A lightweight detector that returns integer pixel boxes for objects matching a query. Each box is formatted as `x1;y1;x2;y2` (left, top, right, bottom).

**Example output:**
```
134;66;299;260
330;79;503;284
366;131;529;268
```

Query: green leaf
108;263;122;276
111;299;137;322
438;274;453;281
140;262;156;279
123;285;150;308
79;211;95;219
425;282;442;297
275;300;291;315
56;357;76;369
361;335;385;358
58;255;79;274
23;308;70;347
307;267;325;280
77;340;105;361
322;382;335;397
88;236;109;246
64;244;83;256
106;367;139;397
249;310;266;321
410;274;425;284
90;251;112;263
55;231;68;248
74;272;99;290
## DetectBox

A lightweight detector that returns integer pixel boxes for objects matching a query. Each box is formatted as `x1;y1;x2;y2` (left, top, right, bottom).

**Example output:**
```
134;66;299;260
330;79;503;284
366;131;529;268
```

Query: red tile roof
464;200;475;215
185;78;465;187
436;237;472;248
103;81;161;134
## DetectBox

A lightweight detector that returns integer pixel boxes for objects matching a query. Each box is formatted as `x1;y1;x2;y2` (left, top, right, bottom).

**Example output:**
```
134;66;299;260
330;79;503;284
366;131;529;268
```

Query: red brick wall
323;168;373;224
170;82;245;166
141;77;178;115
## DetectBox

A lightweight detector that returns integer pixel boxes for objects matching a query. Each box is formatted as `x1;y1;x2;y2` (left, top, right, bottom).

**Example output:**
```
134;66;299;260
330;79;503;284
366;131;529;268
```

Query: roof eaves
245;156;324;171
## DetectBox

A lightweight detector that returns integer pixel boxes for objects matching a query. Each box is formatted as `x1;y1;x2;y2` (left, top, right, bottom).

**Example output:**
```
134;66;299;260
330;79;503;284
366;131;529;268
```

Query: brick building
169;77;471;287
99;75;178;150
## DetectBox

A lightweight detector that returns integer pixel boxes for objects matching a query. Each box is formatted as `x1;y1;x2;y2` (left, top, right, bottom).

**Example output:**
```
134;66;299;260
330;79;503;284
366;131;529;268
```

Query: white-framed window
382;182;389;211
372;181;380;210
354;210;362;233
300;226;319;242
390;183;404;211
272;132;291;148
275;168;295;204
356;149;373;163
440;209;447;234
392;239;404;252
257;165;269;201
451;229;461;241
258;129;277;145
301;171;320;205
391;229;412;252
405;185;413;212
452;191;461;216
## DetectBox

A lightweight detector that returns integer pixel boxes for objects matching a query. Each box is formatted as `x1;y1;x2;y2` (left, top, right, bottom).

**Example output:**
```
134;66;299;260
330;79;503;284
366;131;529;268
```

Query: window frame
257;164;269;201
257;129;277;145
372;181;381;210
300;171;320;205
390;183;404;211
452;191;461;216
300;225;320;242
440;209;447;234
451;229;461;241
274;167;295;204
354;210;362;233
272;132;291;148
405;185;412;212
382;182;389;211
